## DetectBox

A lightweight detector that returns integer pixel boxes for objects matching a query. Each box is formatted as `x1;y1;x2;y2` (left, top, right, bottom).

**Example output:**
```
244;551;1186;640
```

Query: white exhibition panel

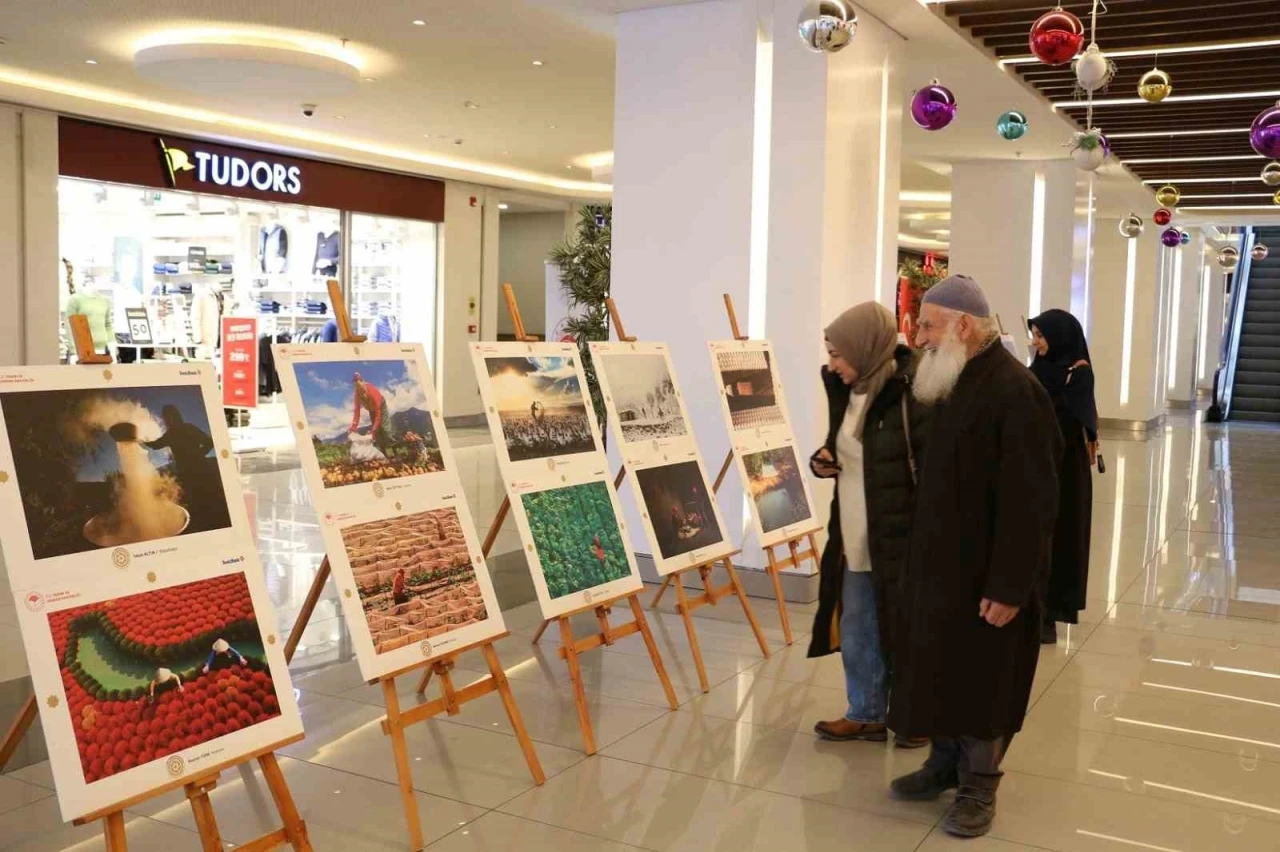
273;342;505;681
590;341;734;576
707;339;820;549
0;363;302;821
470;341;642;618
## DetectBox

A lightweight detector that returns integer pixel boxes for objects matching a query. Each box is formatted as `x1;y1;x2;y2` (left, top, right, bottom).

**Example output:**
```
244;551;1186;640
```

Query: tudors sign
160;138;302;195
58;117;445;222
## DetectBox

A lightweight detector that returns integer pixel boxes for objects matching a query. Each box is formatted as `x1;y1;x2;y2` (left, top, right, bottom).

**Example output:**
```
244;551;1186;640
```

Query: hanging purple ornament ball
1250;100;1280;159
1153;207;1173;226
1029;8;1085;66
1161;228;1182;248
911;81;957;131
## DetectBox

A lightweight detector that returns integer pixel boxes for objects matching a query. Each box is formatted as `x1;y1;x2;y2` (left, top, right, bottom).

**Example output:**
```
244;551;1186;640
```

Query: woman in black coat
808;302;931;747
1028;310;1098;643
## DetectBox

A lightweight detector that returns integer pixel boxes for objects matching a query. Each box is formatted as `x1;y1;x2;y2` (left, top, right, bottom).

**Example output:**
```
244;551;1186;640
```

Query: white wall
0;106;60;366
1198;251;1227;391
1167;231;1204;403
498;212;566;338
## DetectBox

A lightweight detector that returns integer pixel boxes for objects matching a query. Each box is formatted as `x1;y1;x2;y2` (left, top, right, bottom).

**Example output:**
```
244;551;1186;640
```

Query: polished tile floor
3;412;1279;851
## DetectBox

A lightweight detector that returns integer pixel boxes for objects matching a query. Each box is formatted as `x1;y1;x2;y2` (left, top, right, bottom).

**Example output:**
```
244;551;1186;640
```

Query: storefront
56;118;445;445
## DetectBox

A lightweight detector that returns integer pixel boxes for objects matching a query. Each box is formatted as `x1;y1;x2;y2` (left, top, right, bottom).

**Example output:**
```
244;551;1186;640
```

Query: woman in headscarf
809;301;932;747
1028;309;1098;644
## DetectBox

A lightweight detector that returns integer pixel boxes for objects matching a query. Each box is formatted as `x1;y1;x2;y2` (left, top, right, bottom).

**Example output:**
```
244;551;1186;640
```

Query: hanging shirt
835;392;871;573
65;292;114;350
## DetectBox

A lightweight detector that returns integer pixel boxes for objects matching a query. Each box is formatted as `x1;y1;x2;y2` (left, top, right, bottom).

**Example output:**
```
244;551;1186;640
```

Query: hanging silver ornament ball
1118;213;1144;239
797;1;858;54
1252;243;1270;262
1219;246;1240;270
1262;162;1280;187
1074;43;1115;93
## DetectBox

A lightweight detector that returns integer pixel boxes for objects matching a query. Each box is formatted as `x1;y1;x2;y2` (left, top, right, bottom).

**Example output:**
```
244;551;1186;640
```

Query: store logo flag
157;138;195;187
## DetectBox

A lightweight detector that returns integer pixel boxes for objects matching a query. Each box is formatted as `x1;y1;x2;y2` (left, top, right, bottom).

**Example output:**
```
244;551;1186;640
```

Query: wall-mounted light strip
1167;248;1184;391
1108;127;1251;139
1120;238;1137;406
874;54;891;306
0;67;611;193
898;232;949;250
1106;456;1126;604
747;36;772;340
1028;169;1046;319
1144;177;1255;184
1181;193;1274;200
1001;38;1280;66
1197;262;1212;382
1054;89;1280;109
1124;154;1264;165
1083;178;1096;336
1179;204;1280;210
899;190;950;204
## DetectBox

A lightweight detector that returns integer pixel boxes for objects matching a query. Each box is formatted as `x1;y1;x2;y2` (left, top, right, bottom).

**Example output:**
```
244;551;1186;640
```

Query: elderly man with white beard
886;275;1062;838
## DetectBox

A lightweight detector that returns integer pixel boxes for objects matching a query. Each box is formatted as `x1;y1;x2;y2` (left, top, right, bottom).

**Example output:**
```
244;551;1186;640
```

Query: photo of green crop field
520;481;630;600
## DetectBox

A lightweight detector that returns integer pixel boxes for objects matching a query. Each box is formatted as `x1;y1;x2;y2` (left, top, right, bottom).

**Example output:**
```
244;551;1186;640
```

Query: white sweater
835;392;870;573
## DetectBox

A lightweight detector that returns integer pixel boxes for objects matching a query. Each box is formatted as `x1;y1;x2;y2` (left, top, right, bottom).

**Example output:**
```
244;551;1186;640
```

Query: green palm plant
549;205;612;443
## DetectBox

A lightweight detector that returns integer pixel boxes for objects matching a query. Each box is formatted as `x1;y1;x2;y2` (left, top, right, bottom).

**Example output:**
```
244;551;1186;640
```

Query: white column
439;182;486;417
949;159;1078;346
612;0;760;561
1090;221;1165;423
1197;250;1227;392
0;107;21;366
1167;230;1204;403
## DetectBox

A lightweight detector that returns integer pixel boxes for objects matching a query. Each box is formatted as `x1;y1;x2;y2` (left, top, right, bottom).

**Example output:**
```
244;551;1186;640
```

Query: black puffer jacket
807;345;932;659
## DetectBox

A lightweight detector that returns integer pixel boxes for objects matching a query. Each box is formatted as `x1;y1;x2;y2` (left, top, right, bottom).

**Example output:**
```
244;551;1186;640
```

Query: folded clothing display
258;300;282;314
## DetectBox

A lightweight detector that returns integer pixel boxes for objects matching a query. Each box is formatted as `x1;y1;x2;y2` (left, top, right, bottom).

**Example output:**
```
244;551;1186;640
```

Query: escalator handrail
1215;228;1256;420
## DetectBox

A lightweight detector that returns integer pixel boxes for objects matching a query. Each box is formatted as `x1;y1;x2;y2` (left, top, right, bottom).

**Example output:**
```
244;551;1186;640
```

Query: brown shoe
894;735;930;749
813;718;888;742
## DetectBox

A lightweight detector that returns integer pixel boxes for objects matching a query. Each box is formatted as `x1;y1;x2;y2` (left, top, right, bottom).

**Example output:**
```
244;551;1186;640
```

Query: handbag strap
900;389;918;487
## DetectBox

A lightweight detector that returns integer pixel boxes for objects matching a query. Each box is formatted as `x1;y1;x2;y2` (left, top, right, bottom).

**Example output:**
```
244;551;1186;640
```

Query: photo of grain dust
340;508;488;653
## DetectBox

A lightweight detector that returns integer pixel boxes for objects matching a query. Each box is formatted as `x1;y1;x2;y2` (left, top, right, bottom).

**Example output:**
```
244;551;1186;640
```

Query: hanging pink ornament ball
1029;8;1085;66
910;81;957;131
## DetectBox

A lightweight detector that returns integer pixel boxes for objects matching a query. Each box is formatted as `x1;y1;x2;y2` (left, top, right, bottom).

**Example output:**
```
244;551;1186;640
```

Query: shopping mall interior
1;1;1280;850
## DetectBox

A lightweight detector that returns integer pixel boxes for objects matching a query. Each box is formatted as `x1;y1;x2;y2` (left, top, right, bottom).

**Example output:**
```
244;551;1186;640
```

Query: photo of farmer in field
291;359;444;487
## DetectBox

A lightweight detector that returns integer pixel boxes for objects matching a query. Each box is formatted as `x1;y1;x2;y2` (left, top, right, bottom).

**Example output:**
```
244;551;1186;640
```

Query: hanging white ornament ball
797;1;858;54
1118;213;1144;239
1074;43;1115;93
1262;162;1280;187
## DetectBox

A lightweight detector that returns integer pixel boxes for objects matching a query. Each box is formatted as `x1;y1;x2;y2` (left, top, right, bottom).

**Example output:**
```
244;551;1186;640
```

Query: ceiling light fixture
1142;177;1256;184
1123;154;1265;164
899;190;951;203
1055;89;1280;110
135;27;363;70
335;114;345;120
498;203;510;210
0;67;610;193
1001;37;1280;67
1181;193;1274;199
412;19;426;26
84;59;98;65
532;60;544;66
1179;204;1279;210
464;100;478;109
364;76;377;82
1107;128;1251;139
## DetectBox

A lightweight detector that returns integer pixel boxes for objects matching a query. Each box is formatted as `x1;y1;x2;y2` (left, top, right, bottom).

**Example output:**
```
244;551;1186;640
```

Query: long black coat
887;344;1062;740
1045;371;1093;623
807;345;931;660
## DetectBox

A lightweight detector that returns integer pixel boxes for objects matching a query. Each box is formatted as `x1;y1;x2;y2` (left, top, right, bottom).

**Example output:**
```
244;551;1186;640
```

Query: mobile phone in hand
1096;454;1106;474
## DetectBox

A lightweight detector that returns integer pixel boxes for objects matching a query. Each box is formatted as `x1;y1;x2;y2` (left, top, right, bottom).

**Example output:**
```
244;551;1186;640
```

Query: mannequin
64;280;114;358
190;282;223;360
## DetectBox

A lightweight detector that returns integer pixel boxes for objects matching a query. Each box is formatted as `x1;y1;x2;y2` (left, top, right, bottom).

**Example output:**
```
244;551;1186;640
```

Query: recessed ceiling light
498;203;510;210
532;60;544;66
549;124;557;129
335;114;345;120
412;19;426;26
364;77;377;82
464;100;478;109
85;59;98;65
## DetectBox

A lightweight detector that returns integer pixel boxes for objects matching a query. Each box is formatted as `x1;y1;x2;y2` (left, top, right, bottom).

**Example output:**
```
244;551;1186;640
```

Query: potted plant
897;255;948;341
1069;128;1109;171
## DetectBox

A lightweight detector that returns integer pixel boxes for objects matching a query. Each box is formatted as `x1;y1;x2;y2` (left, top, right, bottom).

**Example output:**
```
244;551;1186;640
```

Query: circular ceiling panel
134;42;360;102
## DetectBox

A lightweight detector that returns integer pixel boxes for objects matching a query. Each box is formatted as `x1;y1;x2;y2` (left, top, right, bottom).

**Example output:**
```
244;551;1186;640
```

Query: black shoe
943;773;1000;837
889;762;959;801
1040;619;1058;645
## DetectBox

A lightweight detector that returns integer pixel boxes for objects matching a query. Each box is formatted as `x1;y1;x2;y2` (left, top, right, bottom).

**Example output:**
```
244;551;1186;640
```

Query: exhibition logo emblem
419;640;433;657
372;482;385;499
582;590;593;604
166;755;186;778
23;591;45;612
111;548;131;569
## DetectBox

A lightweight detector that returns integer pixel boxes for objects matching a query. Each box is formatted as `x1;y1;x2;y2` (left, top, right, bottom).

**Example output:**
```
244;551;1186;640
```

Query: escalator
1230;227;1280;422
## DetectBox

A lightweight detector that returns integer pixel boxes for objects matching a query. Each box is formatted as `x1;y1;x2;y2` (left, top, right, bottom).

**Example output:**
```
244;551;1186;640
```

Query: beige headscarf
824;301;898;440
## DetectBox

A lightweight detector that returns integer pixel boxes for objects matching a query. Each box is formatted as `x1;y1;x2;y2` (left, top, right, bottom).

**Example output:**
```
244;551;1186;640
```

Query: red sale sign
221;317;259;409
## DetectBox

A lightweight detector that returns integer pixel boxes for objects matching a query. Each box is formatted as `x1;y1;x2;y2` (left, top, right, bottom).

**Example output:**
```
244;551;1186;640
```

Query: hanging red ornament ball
1028;8;1085;66
1153;207;1173;226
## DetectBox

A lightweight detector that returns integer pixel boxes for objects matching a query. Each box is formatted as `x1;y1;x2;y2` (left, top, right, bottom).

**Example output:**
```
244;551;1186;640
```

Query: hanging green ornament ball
996;110;1029;141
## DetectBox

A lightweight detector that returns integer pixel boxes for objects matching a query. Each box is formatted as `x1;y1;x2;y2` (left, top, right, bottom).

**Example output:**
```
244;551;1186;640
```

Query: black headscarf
1029;309;1098;437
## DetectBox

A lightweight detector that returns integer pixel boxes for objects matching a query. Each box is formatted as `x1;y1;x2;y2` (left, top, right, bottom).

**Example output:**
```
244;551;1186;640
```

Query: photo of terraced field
340;508;488;653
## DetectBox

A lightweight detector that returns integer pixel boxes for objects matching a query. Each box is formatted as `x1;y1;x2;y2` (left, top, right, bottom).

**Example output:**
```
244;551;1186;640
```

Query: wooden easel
282;281;361;663
649;294;817;646
458;285;678;754
277;282;544;848
593;297;770;693
0;326;311;851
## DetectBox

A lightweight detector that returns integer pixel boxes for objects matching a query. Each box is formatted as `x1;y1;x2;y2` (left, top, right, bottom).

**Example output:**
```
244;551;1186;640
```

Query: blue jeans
841;570;887;724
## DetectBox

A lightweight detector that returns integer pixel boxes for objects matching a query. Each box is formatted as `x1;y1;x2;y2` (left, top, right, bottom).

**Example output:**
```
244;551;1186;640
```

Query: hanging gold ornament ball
1261;162;1280;187
1218;246;1240;270
1155;185;1180;207
1274;189;1280;206
1138;68;1172;103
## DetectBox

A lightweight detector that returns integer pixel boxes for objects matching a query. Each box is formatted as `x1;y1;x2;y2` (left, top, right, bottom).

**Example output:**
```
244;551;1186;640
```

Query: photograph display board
590;342;734;574
707;341;821;548
0;364;302;821
471;342;642;617
274;342;504;680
